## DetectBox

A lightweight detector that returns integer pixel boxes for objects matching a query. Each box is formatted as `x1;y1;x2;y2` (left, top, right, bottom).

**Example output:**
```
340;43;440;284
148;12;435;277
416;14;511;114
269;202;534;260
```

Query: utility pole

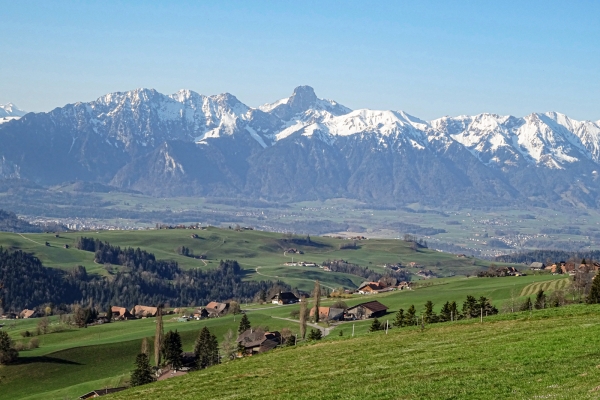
480;307;483;323
352;324;355;337
450;311;453;322
385;320;389;334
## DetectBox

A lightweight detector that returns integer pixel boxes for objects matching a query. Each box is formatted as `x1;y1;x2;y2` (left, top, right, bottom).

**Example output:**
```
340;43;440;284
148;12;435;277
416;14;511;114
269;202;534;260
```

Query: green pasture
111;304;600;400
0;226;512;287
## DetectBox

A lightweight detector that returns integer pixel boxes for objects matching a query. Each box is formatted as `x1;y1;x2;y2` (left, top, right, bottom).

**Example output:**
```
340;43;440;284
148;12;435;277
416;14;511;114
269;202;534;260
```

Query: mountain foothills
2;87;600;208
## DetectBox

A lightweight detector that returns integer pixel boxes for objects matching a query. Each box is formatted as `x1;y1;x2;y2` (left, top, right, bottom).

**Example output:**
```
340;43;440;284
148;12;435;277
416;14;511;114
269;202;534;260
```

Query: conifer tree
462;295;478;319
238;314;251;334
393;308;405;327
423;301;436;323
439;301;451;322
307;328;322;340
161;330;183;370
195;327;219;369
106;304;112;322
0;330;18;365
369;318;382;332
313;280;321;323
534;289;546;310
520;297;532;311
587;273;600;304
130;353;155;387
406;305;416;325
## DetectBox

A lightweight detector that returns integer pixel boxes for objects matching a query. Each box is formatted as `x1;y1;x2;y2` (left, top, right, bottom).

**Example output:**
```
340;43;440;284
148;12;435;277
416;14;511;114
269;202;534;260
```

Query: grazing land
0;273;567;399
110;304;600;400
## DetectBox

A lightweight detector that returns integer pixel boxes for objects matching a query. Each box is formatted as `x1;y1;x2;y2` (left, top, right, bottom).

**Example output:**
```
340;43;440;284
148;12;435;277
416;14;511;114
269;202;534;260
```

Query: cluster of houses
1;309;39;320
283;261;318;267
356;281;411;295
530;261;600;275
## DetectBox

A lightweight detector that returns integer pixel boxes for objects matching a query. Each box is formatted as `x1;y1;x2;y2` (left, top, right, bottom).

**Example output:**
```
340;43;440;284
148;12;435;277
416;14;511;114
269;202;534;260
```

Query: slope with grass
111;305;600;400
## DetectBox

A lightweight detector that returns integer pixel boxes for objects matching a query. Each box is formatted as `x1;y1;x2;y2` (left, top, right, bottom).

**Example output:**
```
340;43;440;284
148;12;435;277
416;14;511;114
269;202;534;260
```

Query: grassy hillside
0;274;567;399
111;305;600;400
0;227;511;291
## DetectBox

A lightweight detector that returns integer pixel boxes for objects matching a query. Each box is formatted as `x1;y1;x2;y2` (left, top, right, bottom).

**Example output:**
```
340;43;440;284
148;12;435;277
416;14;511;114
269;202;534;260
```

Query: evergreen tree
194;327;219;369
0;330;18;365
534;289;546;310
477;296;498;316
369;318;382;332
393;308;405;327
439;301;451;322
520;297;532;311
406;305;416;326
313;280;321;323
461;295;479;319
106;304;112;322
130;353;155;387
161;330;183;370
307;329;322;340
238;314;251;334
423;301;437;323
587;273;600;304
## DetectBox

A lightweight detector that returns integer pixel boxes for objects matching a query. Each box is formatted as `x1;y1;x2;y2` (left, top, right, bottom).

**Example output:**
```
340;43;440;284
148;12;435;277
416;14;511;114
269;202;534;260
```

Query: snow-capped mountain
1;86;599;208
0;103;27;124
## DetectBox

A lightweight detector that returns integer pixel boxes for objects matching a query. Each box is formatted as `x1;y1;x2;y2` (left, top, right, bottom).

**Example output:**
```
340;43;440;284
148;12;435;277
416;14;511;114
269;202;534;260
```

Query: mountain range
1;86;599;208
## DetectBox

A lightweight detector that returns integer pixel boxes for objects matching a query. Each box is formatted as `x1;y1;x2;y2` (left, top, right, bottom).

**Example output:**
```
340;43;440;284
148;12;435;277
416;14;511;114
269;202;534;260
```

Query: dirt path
18;233;44;246
255;267;336;291
270;316;332;337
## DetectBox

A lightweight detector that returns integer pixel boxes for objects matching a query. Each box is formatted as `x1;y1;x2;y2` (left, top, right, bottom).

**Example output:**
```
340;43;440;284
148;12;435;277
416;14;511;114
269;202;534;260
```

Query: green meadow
0;273;569;399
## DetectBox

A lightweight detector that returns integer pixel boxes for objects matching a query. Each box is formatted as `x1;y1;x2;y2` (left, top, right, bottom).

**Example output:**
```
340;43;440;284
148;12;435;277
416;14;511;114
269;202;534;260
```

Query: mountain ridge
1;86;599;208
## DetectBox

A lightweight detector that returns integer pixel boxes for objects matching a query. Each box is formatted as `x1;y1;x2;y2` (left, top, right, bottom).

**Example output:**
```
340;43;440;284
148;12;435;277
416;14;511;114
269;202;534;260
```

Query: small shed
530;262;546;271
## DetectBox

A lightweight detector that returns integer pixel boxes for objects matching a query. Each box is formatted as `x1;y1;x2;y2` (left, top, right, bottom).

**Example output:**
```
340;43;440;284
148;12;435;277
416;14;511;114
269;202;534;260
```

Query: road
270;316;332;337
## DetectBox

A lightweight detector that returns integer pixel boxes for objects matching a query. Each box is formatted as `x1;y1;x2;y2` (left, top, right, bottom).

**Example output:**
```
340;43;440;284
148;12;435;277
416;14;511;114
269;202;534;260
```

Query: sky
1;0;599;121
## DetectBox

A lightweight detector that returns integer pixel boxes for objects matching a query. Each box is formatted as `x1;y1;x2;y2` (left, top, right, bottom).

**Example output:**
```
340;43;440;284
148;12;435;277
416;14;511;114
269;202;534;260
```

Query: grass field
0;227;513;291
520;277;570;297
0;273;569;399
108;304;600;400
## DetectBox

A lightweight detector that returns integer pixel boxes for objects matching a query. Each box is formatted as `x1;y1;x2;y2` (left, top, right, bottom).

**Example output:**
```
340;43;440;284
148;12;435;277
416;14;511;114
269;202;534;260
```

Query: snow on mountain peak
0;103;27;124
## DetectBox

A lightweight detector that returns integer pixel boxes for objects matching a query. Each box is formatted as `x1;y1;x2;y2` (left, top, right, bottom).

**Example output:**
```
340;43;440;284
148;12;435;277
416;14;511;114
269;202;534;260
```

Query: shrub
307;329;322;341
28;338;40;350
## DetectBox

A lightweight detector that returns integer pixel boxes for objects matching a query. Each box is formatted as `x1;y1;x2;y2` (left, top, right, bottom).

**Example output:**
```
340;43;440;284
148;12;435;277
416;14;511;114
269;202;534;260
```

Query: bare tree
313;280;321;323
141;337;149;356
299;298;307;339
154;306;163;367
221;329;236;360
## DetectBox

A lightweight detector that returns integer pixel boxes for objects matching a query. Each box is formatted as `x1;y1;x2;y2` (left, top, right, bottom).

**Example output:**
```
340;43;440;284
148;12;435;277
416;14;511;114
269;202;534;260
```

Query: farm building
78;387;127;399
19;309;38;319
237;329;282;355
205;301;229;317
111;306;134;320
271;292;300;305
346;301;388;320
309;306;345;321
530;262;546;270
131;305;158;317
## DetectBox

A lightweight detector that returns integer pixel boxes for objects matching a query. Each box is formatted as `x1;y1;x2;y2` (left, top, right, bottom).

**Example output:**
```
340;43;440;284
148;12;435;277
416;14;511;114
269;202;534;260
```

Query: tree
37;316;50;335
423;301;436;323
130;353;155;387
369;318;382;332
194;327;219;369
587;273;600;304
520;297;532;311
106;304;112;322
477;296;498;316
154;306;163;367
313;280;321;323
238;314;251;334
438;302;451;322
406;305;416;325
141;337;149;355
299;298;307;339
228;301;241;315
307;329;322;340
0;330;18;365
161;330;183;370
461;295;479;319
393;308;405;327
73;305;90;328
534;289;546;310
221;329;236;360
285;335;296;346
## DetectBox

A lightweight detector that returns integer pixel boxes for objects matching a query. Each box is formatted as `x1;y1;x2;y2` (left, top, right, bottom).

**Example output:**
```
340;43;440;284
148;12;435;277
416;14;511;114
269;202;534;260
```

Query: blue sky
1;1;599;120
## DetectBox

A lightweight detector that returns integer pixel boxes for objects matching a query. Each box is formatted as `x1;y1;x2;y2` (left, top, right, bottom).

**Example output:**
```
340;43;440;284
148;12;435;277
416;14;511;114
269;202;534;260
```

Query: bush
20;330;32;338
289;309;300;319
13;342;26;351
307;329;322;341
28;338;39;349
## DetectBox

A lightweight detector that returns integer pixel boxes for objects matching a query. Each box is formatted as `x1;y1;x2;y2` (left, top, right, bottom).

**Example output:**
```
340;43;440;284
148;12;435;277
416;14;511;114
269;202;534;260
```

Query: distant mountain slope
0;209;41;233
0;103;27;124
0;86;599;208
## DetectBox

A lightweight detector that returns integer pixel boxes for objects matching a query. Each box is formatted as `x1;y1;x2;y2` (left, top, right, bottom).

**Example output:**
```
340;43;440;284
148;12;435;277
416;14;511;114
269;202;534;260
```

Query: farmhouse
237;329;282;355
111;306;134;320
205;301;229;317
193;308;209;319
309;306;345;321
357;282;381;294
131;305;158;318
271;292;300;305
346;301;388;320
530;262;546;271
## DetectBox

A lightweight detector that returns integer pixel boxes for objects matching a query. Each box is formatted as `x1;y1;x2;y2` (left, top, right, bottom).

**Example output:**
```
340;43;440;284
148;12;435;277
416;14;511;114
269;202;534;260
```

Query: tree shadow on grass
13;356;82;366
